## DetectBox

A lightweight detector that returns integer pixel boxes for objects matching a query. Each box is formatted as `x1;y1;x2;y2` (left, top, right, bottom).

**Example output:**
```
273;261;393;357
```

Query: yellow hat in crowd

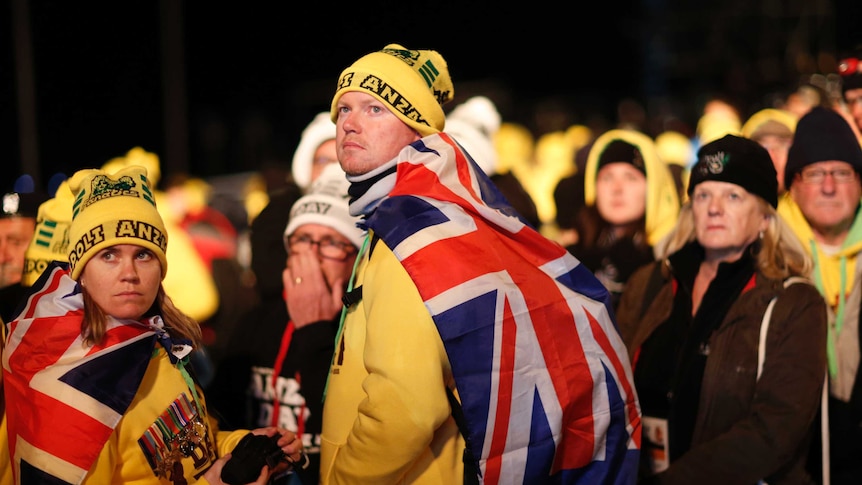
21;181;75;286
740;108;797;140
67;165;168;280
331;43;454;136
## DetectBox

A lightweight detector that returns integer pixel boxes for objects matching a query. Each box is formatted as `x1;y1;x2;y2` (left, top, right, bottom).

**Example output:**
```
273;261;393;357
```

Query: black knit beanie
784;107;862;189
596;139;646;174
839;54;862;94
688;134;778;208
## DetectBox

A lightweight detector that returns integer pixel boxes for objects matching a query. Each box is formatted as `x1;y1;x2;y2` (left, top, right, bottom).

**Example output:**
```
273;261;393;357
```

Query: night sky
3;0;861;193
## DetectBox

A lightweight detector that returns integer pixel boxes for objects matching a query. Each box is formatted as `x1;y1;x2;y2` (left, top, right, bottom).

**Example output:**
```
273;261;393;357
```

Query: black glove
221;433;287;485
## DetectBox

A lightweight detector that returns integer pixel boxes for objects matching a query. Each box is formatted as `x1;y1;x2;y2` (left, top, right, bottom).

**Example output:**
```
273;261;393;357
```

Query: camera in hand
221;433;288;485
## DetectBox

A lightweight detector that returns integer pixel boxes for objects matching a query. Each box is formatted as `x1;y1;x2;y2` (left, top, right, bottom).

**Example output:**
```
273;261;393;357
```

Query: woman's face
691;181;769;262
595;162;647;225
79;244;162;320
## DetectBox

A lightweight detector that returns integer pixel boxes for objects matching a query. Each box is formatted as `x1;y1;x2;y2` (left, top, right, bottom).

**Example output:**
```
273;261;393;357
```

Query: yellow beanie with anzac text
22;181;75;286
331;44;454;136
67;165;168;280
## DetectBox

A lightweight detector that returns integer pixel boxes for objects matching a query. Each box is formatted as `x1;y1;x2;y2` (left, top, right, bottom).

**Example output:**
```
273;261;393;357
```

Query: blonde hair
657;198;811;279
81;285;202;347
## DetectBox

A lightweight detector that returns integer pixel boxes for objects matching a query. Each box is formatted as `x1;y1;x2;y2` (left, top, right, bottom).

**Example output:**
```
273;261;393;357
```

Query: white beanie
445;96;501;175
291;112;337;190
284;163;365;248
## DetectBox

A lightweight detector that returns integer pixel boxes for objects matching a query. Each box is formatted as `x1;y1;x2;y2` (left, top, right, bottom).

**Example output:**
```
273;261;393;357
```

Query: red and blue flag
2;262;156;484
361;134;641;484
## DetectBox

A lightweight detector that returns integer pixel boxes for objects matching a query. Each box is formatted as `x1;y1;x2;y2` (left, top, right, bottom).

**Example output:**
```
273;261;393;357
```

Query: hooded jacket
582;129;681;248
570;129;681;310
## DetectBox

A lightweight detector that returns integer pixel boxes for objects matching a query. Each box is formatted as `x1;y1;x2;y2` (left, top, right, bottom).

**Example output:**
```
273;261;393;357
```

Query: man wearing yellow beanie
320;44;640;484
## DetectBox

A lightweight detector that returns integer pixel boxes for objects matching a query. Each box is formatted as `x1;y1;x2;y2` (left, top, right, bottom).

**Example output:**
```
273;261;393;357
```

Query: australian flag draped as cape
2;262;161;484
347;133;641;484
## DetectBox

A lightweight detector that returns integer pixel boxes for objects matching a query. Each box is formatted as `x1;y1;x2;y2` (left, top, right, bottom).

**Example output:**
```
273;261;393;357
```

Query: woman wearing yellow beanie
2;166;306;484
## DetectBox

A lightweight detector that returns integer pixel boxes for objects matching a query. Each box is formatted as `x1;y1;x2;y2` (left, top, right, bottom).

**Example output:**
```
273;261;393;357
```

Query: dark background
3;0;862;193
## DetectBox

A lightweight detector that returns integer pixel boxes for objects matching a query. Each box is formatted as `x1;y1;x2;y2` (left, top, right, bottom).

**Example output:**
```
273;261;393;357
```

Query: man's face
0;217;37;287
789;161;862;241
334;91;422;176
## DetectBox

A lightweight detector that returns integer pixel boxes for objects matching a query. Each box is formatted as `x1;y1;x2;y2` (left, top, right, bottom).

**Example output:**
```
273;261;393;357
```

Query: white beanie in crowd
291;112;337;190
445;96;502;176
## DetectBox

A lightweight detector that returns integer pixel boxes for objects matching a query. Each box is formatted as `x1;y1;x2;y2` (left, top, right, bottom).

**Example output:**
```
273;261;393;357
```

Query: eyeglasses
839;57;862;77
797;168;858;184
285;233;357;261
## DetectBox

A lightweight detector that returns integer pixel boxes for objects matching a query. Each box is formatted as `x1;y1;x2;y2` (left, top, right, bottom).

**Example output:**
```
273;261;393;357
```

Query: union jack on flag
2;262;156;484
359;133;641;484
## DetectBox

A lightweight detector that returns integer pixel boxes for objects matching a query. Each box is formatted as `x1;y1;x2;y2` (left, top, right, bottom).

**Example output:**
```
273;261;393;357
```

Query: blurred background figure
291;111;338;192
0;175;52;322
163;173;256;370
521;129;578;235
552;124;597;247
165;175;240;271
446;96;540;229
838;47;862;140
741;107;798;195
493;122;535;198
209;163;363;485
0;179;73;322
693;97;742;150
0;176;49;291
654;129;696;203
566;129;680;311
784;74;838;120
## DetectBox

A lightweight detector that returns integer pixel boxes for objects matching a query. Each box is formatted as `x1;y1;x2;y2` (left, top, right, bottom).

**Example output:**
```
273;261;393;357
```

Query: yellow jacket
778;192;862;400
320;236;465;484
26;347;248;484
0;411;9;485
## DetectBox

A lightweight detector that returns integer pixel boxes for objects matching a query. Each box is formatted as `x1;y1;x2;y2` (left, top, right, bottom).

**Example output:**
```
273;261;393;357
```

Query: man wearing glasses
778;106;862;484
212;163;365;485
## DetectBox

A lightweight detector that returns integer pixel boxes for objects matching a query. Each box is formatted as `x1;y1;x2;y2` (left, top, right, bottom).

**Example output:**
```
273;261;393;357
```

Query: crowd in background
2;43;862;484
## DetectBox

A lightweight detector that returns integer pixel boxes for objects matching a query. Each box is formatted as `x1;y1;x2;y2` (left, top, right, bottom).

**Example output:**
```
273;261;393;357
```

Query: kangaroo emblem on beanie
330;44;455;136
67;165;168;280
689;134;778;208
